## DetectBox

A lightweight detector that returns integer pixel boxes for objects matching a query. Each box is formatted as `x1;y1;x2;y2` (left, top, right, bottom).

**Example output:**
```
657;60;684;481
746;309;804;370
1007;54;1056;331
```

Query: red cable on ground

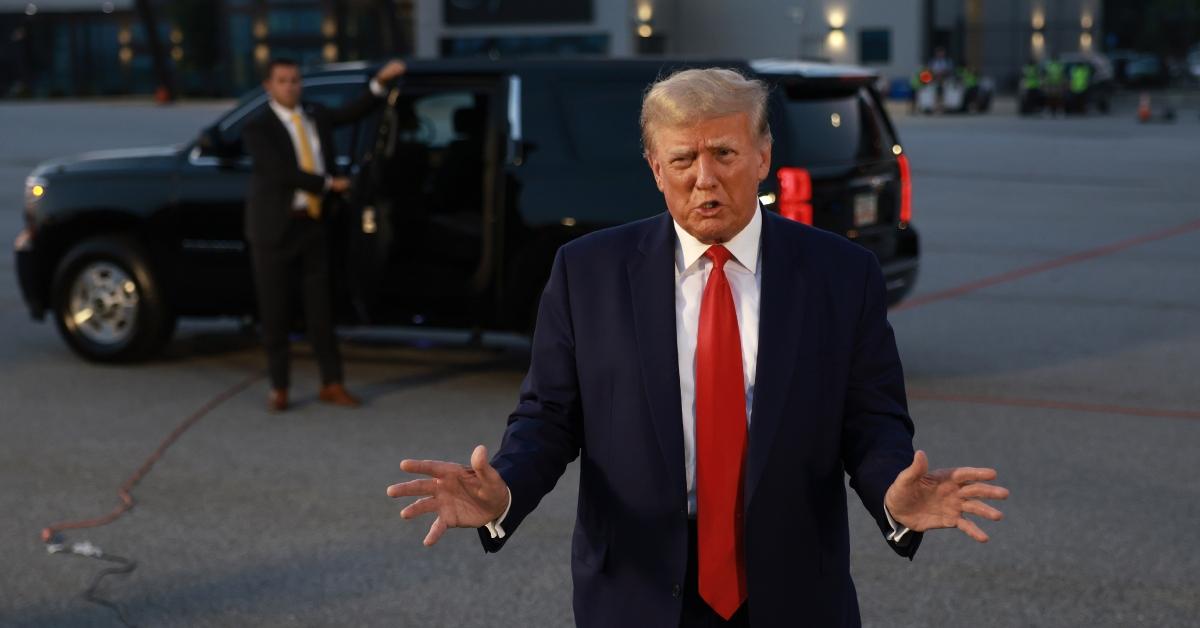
891;217;1200;312
40;372;263;544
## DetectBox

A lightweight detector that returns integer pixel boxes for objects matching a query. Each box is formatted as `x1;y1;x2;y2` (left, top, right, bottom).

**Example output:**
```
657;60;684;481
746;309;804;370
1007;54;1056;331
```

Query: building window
859;28;891;64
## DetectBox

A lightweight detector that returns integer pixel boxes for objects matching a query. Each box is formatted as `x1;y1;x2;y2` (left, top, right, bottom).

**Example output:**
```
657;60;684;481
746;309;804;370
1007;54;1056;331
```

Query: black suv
14;58;919;362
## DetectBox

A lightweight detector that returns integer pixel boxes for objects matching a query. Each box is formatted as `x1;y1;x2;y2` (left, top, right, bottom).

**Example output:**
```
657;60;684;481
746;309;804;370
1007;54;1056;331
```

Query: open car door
343;75;508;329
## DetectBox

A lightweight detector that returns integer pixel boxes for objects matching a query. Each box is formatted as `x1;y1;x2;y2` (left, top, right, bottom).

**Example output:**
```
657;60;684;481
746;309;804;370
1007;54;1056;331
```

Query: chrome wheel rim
67;261;139;346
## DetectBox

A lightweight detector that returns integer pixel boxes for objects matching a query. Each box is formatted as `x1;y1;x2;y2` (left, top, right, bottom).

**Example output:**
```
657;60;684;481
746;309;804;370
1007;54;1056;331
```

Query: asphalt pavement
0;97;1197;627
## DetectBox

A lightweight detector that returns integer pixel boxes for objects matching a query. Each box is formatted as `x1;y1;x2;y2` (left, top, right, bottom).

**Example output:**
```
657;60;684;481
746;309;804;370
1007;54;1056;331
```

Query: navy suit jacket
479;209;921;627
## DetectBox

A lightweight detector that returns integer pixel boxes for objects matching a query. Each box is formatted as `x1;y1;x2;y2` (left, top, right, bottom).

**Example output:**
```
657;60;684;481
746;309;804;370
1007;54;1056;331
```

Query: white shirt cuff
483;487;513;540
368;78;387;97
884;505;911;543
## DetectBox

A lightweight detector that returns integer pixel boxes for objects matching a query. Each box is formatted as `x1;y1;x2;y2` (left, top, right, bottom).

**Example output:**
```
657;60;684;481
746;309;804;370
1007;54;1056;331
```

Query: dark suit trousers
251;215;343;389
682;520;750;628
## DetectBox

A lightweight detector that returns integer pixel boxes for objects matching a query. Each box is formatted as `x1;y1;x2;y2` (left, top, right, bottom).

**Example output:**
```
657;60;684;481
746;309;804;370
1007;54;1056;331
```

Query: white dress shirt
674;206;762;516
267;78;386;211
488;207;908;543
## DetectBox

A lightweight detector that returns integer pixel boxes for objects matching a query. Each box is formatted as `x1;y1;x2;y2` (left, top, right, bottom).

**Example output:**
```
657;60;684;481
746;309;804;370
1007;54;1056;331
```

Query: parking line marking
891;218;1200;312
908;389;1200;421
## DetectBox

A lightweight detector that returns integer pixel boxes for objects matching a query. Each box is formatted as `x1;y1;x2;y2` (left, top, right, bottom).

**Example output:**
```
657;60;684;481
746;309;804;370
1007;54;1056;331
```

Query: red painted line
908;389;1200;421
892;218;1200;312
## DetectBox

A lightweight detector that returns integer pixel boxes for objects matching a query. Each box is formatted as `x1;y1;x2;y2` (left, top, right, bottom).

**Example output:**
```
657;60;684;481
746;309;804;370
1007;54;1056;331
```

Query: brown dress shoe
268;388;288;413
318;383;360;408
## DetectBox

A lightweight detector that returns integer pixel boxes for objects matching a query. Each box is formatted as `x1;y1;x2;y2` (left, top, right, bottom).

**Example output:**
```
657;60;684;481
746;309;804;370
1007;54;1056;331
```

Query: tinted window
408;92;478;148
519;80;569;164
781;87;888;165
215;91;267;145
215;80;365;159
559;81;646;164
291;82;364;158
516;75;661;225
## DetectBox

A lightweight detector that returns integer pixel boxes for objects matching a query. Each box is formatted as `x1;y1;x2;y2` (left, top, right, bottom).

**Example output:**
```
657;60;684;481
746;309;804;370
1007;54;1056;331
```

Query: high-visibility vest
1044;62;1065;86
1070;65;1091;93
1022;64;1041;89
960;68;978;88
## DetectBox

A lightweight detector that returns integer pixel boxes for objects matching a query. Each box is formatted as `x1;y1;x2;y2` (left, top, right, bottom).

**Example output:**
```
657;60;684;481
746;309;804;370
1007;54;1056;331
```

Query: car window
862;89;897;149
407;92;478;148
515;77;662;226
375;87;490;208
558;81;646;164
779;85;889;166
214;79;366;159
303;82;366;158
519;80;569;164
211;90;266;150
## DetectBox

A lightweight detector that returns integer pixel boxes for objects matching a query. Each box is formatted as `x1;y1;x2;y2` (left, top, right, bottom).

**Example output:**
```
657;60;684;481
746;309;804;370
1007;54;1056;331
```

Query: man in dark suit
386;68;1009;627
243;58;405;412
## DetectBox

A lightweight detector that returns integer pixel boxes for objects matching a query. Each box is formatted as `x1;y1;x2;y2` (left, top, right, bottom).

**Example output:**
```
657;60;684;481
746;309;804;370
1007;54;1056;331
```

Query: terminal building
0;0;1102;98
419;0;1103;91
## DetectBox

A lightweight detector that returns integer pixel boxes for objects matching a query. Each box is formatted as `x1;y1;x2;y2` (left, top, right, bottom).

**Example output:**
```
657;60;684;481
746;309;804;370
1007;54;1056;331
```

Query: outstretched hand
375;59;407;84
386;445;509;546
884;450;1009;543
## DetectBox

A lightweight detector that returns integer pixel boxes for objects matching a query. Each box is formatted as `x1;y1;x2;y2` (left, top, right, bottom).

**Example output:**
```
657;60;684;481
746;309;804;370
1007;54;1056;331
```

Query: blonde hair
640;67;772;155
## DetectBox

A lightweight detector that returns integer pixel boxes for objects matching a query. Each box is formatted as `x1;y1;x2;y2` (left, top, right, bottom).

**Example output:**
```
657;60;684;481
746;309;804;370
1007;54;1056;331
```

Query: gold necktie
290;112;322;219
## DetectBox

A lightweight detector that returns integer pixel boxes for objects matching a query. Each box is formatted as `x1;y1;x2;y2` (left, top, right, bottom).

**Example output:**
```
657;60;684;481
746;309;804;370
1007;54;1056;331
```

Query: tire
51;235;176;363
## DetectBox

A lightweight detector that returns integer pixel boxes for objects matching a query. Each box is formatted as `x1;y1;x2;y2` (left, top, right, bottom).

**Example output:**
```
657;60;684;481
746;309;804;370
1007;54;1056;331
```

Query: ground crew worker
930;47;953;81
1068;63;1091;114
1044;59;1066;117
959;67;979;112
1020;62;1043;115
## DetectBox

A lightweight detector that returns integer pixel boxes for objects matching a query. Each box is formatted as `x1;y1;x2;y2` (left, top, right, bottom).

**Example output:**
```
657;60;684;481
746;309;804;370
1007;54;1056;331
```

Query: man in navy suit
387;68;1009;627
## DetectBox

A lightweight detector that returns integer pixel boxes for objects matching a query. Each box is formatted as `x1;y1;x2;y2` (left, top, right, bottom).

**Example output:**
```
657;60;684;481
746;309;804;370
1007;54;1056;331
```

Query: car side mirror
197;125;239;159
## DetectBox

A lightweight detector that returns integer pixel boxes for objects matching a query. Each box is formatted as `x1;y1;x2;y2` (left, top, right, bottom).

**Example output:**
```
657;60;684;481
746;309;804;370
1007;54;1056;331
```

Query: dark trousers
682;520;750;628
251;216;343;390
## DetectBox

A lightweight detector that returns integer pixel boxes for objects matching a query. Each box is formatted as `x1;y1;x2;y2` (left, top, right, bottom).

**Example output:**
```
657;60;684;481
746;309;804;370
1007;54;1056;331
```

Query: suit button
671;584;681;598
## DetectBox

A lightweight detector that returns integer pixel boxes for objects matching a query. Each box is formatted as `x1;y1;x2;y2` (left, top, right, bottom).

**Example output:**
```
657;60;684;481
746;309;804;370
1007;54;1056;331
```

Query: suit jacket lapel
746;211;807;507
627;213;687;499
263;112;298;169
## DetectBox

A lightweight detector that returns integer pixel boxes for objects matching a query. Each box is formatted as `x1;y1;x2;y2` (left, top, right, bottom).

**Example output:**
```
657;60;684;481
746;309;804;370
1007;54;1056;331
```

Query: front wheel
51;236;175;362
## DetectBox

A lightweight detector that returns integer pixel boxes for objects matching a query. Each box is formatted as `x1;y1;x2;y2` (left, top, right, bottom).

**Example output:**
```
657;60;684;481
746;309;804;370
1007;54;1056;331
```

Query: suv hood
32;145;183;177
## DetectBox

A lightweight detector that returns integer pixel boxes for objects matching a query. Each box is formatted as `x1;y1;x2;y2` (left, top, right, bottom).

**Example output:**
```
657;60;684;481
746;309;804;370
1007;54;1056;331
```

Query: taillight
896;154;912;224
777;167;813;226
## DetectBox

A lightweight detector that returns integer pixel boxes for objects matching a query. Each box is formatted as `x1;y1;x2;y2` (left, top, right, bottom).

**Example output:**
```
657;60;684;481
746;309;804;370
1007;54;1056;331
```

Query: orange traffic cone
154;85;172;105
1137;92;1151;123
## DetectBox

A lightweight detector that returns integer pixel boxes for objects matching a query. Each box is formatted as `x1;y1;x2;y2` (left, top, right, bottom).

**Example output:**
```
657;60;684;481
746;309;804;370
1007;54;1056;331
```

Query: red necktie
695;245;748;619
